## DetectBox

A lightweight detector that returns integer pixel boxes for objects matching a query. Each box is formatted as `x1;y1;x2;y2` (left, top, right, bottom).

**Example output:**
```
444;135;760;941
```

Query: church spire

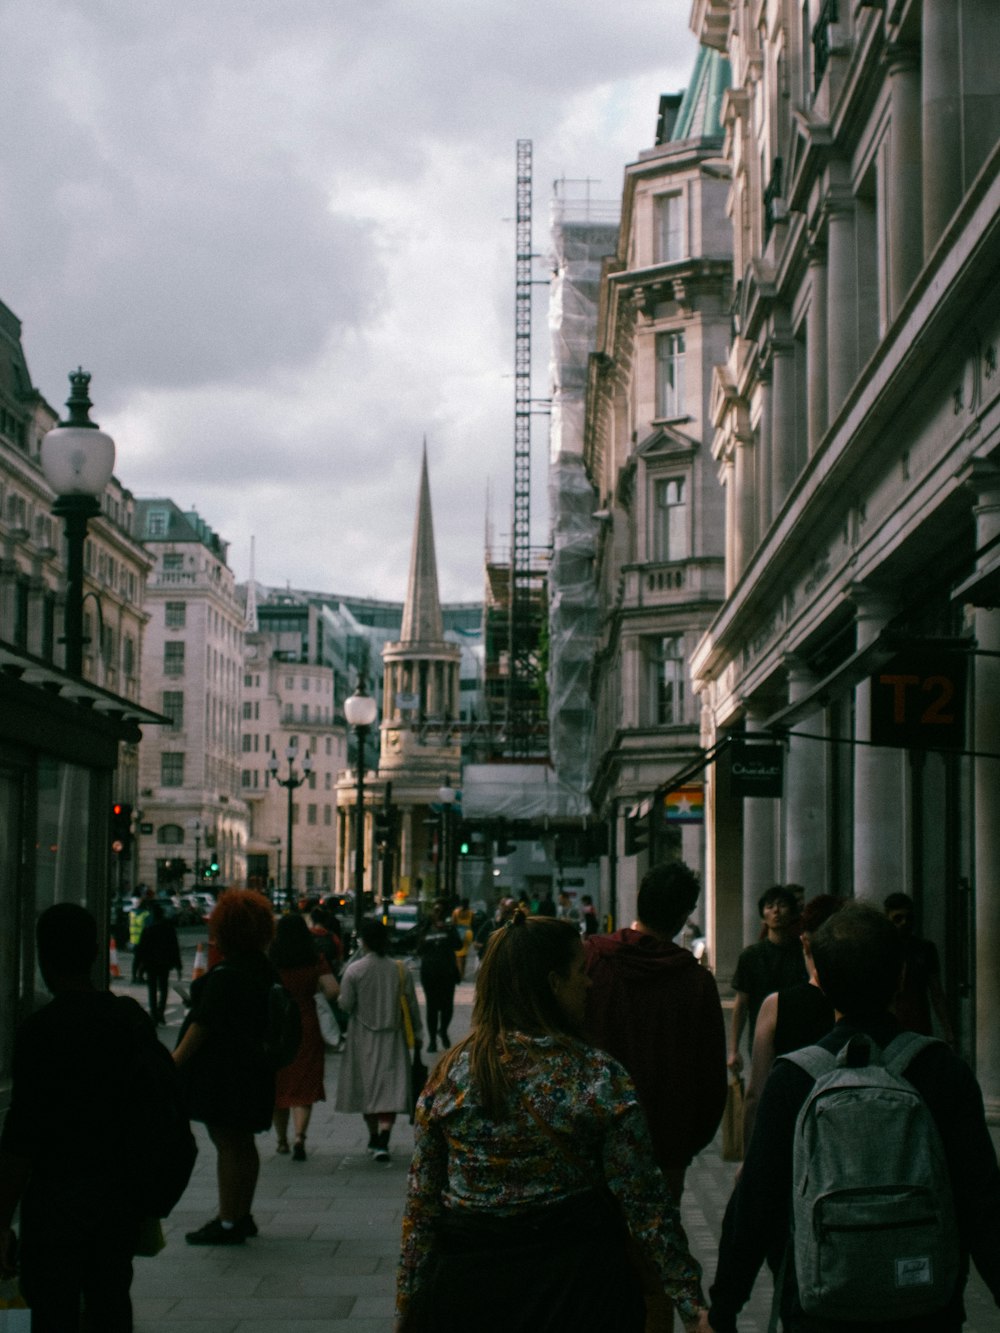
400;441;444;643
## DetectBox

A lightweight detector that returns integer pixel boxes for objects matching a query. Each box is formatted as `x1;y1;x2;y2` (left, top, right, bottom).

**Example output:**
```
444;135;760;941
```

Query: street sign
870;651;967;750
663;784;704;824
727;740;784;798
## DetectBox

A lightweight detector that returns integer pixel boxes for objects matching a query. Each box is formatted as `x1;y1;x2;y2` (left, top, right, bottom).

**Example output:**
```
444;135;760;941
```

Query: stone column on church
741;707;780;944
734;435;755;582
783;657;828;893
806;247;828;453
851;588;906;899
770;335;797;517
886;44;923;317
969;468;1000;1119
756;367;773;539
826;194;858;415
921;0;962;257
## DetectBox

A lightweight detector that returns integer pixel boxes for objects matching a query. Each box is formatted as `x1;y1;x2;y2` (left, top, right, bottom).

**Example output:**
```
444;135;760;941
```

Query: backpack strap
880;1030;940;1077
779;1043;838;1081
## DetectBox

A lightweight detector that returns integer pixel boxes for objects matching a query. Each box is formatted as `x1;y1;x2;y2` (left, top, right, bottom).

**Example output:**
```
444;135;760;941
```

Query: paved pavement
117;947;995;1332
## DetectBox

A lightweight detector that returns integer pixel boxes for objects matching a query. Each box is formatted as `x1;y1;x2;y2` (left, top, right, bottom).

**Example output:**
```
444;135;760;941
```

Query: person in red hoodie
585;860;727;1333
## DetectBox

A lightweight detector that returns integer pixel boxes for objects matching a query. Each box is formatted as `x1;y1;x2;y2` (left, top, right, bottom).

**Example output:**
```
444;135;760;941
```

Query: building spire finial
400;443;444;643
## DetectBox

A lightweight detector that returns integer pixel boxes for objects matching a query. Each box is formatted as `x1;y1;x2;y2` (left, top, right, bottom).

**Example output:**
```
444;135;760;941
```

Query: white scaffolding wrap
546;203;619;814
461;763;588;821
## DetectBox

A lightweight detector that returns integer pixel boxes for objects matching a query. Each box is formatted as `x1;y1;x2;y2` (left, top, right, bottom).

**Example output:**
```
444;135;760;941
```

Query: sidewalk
127;967;994;1331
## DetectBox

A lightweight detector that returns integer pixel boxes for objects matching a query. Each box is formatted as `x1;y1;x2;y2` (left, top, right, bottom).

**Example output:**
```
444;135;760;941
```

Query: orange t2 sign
870;652;967;751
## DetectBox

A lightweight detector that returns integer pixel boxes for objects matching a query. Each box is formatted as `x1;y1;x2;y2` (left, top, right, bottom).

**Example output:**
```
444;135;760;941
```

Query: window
146;509;169;537
301;704;309;722
324;772;332;790
242;770;253;788
164;641;185;675
157;824;184;845
650;478;688;562
655;192;684;262
325;737;332;756
307;804;317;825
161;753;185;787
655;331;685;418
244;673;253;687
324;805;332;825
162;690;184;729
123;635;135;677
242;734;253;752
242;702;253;719
162;552;183;571
291;805;300;826
165;601;186;628
652;635;686;726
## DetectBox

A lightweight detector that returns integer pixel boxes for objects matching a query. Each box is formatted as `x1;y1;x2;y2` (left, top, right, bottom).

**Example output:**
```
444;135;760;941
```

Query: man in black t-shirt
728;886;806;1073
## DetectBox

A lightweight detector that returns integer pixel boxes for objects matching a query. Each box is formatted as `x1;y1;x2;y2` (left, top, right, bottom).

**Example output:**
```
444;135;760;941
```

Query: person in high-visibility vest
128;891;154;982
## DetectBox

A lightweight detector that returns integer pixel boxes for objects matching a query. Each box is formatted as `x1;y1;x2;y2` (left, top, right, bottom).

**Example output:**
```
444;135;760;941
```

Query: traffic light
204;857;220;879
624;811;649;857
111;802;133;856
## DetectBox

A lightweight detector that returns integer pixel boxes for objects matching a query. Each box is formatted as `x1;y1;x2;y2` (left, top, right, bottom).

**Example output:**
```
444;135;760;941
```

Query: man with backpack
707;901;1000;1332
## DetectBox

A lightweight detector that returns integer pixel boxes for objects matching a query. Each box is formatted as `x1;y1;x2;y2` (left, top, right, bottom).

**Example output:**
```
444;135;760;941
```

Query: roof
671;46;730;143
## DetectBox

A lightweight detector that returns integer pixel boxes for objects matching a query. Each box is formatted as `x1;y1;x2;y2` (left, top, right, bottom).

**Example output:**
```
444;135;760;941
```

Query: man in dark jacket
708;902;1000;1332
135;901;183;1025
0;904;158;1331
585;860;727;1331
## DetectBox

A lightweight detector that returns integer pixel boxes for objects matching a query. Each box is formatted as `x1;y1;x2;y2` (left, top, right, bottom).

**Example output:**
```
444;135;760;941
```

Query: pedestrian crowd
0;873;997;1333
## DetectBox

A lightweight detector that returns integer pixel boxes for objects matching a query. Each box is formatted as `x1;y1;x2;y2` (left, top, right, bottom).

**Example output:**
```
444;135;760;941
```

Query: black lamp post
344;675;377;944
40;370;116;677
438;777;455;901
268;745;313;901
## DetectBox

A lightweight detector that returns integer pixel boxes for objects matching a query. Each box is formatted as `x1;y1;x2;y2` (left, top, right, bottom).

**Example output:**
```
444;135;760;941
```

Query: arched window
157;823;184;845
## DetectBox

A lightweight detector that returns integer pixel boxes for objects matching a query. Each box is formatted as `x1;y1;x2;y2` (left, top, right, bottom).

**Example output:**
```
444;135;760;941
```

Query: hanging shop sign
727;740;784;799
663;784;705;824
869;651;967;751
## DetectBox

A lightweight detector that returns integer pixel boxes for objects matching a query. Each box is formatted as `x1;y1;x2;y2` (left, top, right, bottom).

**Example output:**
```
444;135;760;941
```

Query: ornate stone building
582;49;732;926
689;0;1000;1112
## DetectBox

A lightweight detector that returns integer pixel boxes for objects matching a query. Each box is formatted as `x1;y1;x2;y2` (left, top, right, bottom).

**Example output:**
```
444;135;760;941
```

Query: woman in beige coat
335;917;420;1162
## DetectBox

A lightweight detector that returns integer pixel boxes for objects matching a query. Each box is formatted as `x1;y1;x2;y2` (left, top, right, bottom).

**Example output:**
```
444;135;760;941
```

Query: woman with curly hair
174;889;276;1245
270;912;340;1160
396;911;710;1333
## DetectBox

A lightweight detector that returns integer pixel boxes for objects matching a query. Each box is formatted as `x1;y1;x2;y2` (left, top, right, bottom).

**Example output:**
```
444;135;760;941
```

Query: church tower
379;446;461;779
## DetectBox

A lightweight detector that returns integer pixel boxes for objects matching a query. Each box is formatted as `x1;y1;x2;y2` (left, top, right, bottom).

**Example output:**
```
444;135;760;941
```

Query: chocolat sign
727;740;784;798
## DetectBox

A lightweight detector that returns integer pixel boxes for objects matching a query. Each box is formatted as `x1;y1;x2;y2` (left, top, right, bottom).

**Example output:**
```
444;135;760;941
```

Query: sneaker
367;1135;379;1156
373;1129;391;1163
236;1214;258;1239
185;1217;246;1246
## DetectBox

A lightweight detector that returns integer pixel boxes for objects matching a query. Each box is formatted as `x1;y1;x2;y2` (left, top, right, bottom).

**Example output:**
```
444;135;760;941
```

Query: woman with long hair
270;912;340;1161
396;911;710;1333
335;917;420;1164
174;889;276;1245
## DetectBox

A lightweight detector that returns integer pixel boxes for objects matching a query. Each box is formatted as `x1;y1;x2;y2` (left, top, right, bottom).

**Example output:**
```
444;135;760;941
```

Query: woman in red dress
270;913;340;1161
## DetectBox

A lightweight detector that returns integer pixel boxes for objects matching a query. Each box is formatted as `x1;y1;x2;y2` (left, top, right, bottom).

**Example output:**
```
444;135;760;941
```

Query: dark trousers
20;1213;137;1333
145;968;170;1023
421;969;456;1045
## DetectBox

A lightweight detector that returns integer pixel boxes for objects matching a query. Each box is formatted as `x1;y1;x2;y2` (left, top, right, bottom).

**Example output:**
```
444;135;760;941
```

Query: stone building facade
688;0;1000;1113
135;500;249;891
582;49;732;927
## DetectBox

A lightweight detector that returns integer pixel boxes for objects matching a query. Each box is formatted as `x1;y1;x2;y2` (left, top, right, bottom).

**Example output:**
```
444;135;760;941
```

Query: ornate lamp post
268;745;313;901
438;777;455;901
40;370;116;677
344;675;378;944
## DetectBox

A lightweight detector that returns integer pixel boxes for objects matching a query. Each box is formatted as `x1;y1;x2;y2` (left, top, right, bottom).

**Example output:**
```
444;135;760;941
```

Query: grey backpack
782;1032;958;1324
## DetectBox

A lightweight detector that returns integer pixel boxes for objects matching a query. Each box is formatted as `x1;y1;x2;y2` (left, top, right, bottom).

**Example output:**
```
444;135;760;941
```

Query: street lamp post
438;777;455;902
344;675;378;945
187;818;203;884
40;370;116;677
268;745;313;902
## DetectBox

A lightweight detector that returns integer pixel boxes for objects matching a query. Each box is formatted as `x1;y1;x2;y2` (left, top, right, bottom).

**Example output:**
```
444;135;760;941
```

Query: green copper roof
671;46;730;142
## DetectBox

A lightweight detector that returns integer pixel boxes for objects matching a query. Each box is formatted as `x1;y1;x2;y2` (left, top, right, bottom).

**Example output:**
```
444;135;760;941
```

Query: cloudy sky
2;0;698;603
